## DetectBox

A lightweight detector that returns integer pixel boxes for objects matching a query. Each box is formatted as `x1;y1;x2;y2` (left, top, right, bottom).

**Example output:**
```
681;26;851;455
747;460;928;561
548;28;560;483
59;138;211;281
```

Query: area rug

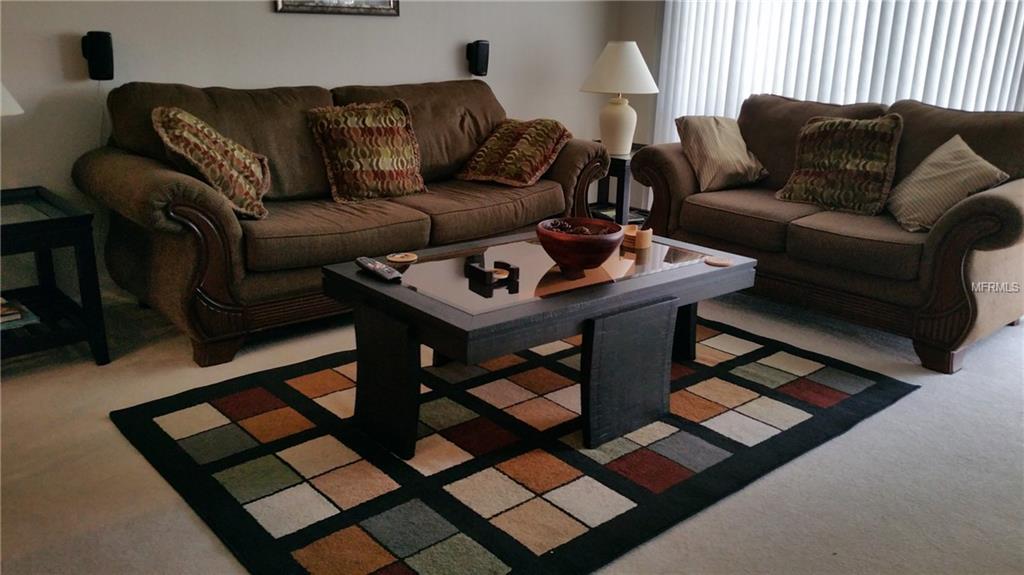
111;318;917;575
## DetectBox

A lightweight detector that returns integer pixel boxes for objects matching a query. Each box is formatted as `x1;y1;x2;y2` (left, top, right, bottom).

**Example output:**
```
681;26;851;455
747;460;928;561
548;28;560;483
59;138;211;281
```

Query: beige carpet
2;290;1021;574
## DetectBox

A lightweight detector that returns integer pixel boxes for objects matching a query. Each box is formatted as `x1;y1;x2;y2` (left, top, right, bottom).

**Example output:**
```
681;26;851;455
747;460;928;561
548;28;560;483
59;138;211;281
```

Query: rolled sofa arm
73;147;242;236
630;143;699;236
72;146;246;297
913;178;1024;366
545;139;610;217
925;178;1024;257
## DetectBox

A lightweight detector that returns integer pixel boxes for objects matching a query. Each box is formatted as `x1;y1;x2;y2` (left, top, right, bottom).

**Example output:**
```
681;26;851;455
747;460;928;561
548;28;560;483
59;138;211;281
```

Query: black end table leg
581;298;677;448
597;175;610;206
35;249;56;292
615;171;632;225
353;304;421;460
73;236;110;365
673;303;698;363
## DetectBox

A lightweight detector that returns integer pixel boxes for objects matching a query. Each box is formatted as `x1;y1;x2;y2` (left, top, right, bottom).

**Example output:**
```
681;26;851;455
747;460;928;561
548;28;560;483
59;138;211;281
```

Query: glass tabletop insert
400;239;707;315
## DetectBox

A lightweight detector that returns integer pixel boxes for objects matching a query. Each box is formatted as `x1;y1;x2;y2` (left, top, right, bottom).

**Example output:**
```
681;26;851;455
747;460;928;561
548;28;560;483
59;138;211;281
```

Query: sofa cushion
776;114;903;215
737;95;888;189
887;135;1010;232
240;200;430;272
332;80;507;182
151;107;270;219
889;99;1024;182
390;179;565;245
457;119;572;187
787;211;926;280
308;101;426;201
676;115;767;192
681;189;822;252
108;83;332;200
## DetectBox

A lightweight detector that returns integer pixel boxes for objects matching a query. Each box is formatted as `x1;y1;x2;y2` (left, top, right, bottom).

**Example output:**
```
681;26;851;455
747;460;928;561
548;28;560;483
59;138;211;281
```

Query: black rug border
110;318;919;575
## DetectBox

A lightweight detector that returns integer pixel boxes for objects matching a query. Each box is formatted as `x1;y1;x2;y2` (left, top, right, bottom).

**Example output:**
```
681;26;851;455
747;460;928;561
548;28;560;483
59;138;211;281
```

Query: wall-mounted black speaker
466;40;489;77
81;31;114;81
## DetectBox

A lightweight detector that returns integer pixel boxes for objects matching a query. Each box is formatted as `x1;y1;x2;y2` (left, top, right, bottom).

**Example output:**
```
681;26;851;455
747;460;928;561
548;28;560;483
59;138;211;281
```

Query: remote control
355;257;403;283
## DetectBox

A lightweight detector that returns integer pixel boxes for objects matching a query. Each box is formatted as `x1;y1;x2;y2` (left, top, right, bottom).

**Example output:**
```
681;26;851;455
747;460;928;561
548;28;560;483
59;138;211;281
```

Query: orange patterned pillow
151;107;270;219
457;119;572;187
308;100;425;201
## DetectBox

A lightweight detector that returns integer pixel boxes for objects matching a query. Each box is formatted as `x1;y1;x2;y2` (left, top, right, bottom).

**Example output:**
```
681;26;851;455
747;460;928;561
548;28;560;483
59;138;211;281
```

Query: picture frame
275;0;399;16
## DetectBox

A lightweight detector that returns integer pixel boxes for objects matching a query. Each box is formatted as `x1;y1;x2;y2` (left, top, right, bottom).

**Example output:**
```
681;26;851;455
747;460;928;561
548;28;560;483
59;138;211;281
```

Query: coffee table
323;232;755;459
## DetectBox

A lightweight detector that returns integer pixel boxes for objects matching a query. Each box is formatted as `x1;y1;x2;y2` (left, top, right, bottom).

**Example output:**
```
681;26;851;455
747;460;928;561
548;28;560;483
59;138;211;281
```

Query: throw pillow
887;135;1009;232
456;119;572;187
308;100;425;201
776;113;903;215
676;116;767;192
151;106;270;219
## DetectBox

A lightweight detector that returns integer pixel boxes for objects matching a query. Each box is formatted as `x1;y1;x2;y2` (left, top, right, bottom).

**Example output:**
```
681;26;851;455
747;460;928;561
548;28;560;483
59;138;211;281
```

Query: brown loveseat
73;80;609;366
631;95;1023;373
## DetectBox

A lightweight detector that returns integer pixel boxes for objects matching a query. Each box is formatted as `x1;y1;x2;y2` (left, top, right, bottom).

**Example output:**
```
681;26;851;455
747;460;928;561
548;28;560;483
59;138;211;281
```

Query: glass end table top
400;238;708;315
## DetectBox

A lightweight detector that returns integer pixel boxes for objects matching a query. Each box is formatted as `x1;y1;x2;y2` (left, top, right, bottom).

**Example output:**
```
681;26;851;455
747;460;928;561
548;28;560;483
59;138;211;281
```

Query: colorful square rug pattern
111;318;917;575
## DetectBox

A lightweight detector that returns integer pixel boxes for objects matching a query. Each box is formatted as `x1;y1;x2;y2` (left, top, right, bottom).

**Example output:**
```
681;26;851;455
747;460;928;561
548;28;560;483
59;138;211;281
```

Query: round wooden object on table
704;256;733;267
386;252;418;264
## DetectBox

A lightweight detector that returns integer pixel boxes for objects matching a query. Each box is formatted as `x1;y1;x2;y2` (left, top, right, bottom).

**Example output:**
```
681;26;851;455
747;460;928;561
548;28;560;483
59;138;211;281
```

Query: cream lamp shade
581;41;658;155
2;82;24;117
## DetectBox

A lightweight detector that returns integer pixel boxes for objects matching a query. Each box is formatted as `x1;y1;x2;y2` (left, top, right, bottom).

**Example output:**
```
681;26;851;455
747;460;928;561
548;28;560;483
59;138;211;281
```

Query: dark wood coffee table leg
672;303;698;362
353;304;420;460
581;298;678;448
432;350;452;367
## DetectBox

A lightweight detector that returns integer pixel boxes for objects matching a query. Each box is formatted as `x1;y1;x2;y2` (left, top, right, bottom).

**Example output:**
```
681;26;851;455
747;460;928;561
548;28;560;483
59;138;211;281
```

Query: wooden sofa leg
913;340;965;374
192;337;245;367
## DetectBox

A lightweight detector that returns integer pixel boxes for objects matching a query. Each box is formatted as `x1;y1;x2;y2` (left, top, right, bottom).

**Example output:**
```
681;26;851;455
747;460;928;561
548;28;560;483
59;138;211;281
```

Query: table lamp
2;83;24;117
581;41;658;155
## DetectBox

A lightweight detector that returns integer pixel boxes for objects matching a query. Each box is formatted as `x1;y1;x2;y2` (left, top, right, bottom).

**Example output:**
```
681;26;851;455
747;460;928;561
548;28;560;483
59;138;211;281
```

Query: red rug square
440;417;518;456
606;449;693;493
211;388;286;421
671;362;696;379
778;378;849;408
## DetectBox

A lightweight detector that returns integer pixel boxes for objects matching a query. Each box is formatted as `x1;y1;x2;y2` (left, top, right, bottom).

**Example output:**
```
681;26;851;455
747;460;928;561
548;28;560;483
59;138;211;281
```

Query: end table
1;186;110;365
590;142;648;225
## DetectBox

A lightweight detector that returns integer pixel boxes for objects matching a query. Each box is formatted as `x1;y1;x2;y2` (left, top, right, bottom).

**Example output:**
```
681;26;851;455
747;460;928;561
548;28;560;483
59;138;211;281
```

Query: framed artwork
275;0;399;16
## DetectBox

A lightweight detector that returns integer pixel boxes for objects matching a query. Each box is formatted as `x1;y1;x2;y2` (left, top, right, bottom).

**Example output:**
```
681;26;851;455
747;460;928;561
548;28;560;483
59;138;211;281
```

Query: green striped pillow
887;135;1009;232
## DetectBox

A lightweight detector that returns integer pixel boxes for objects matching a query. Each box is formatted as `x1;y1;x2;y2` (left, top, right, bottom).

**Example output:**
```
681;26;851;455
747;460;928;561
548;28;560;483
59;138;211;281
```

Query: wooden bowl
536;217;624;279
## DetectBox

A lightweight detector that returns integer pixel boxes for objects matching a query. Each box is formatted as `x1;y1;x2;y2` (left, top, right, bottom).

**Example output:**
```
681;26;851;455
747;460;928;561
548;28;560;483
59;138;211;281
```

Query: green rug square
214;455;302;503
730;362;797;389
406;533;509;575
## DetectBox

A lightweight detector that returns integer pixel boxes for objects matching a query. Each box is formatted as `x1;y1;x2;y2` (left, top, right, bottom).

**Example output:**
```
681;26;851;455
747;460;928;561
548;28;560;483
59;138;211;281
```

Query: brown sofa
73;80;609;366
631;95;1023;373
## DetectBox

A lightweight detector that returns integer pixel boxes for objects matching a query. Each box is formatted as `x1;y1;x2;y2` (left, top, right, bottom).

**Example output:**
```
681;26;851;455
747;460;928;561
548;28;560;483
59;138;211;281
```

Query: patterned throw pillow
456;119;572;187
676;116;767;192
887;135;1009;232
776;113;903;215
151;107;270;219
308;100;425;201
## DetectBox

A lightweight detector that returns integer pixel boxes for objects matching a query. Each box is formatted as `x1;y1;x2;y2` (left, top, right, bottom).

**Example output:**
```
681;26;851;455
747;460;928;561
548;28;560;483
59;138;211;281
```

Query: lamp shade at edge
581;41;658;95
1;83;24;117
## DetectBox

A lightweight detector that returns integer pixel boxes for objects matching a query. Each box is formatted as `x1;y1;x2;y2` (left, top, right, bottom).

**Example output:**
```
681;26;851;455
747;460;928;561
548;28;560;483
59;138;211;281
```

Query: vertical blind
654;0;1024;143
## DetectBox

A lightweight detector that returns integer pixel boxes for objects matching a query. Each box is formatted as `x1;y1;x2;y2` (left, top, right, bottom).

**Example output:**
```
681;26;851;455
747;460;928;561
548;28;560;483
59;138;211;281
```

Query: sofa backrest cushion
737;94;888;189
888;100;1024;182
108;82;333;200
332;80;507;182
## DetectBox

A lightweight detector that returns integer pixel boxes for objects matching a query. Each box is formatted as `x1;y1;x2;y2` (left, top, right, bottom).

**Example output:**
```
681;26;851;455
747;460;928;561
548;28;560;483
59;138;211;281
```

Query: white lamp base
598;96;637;155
